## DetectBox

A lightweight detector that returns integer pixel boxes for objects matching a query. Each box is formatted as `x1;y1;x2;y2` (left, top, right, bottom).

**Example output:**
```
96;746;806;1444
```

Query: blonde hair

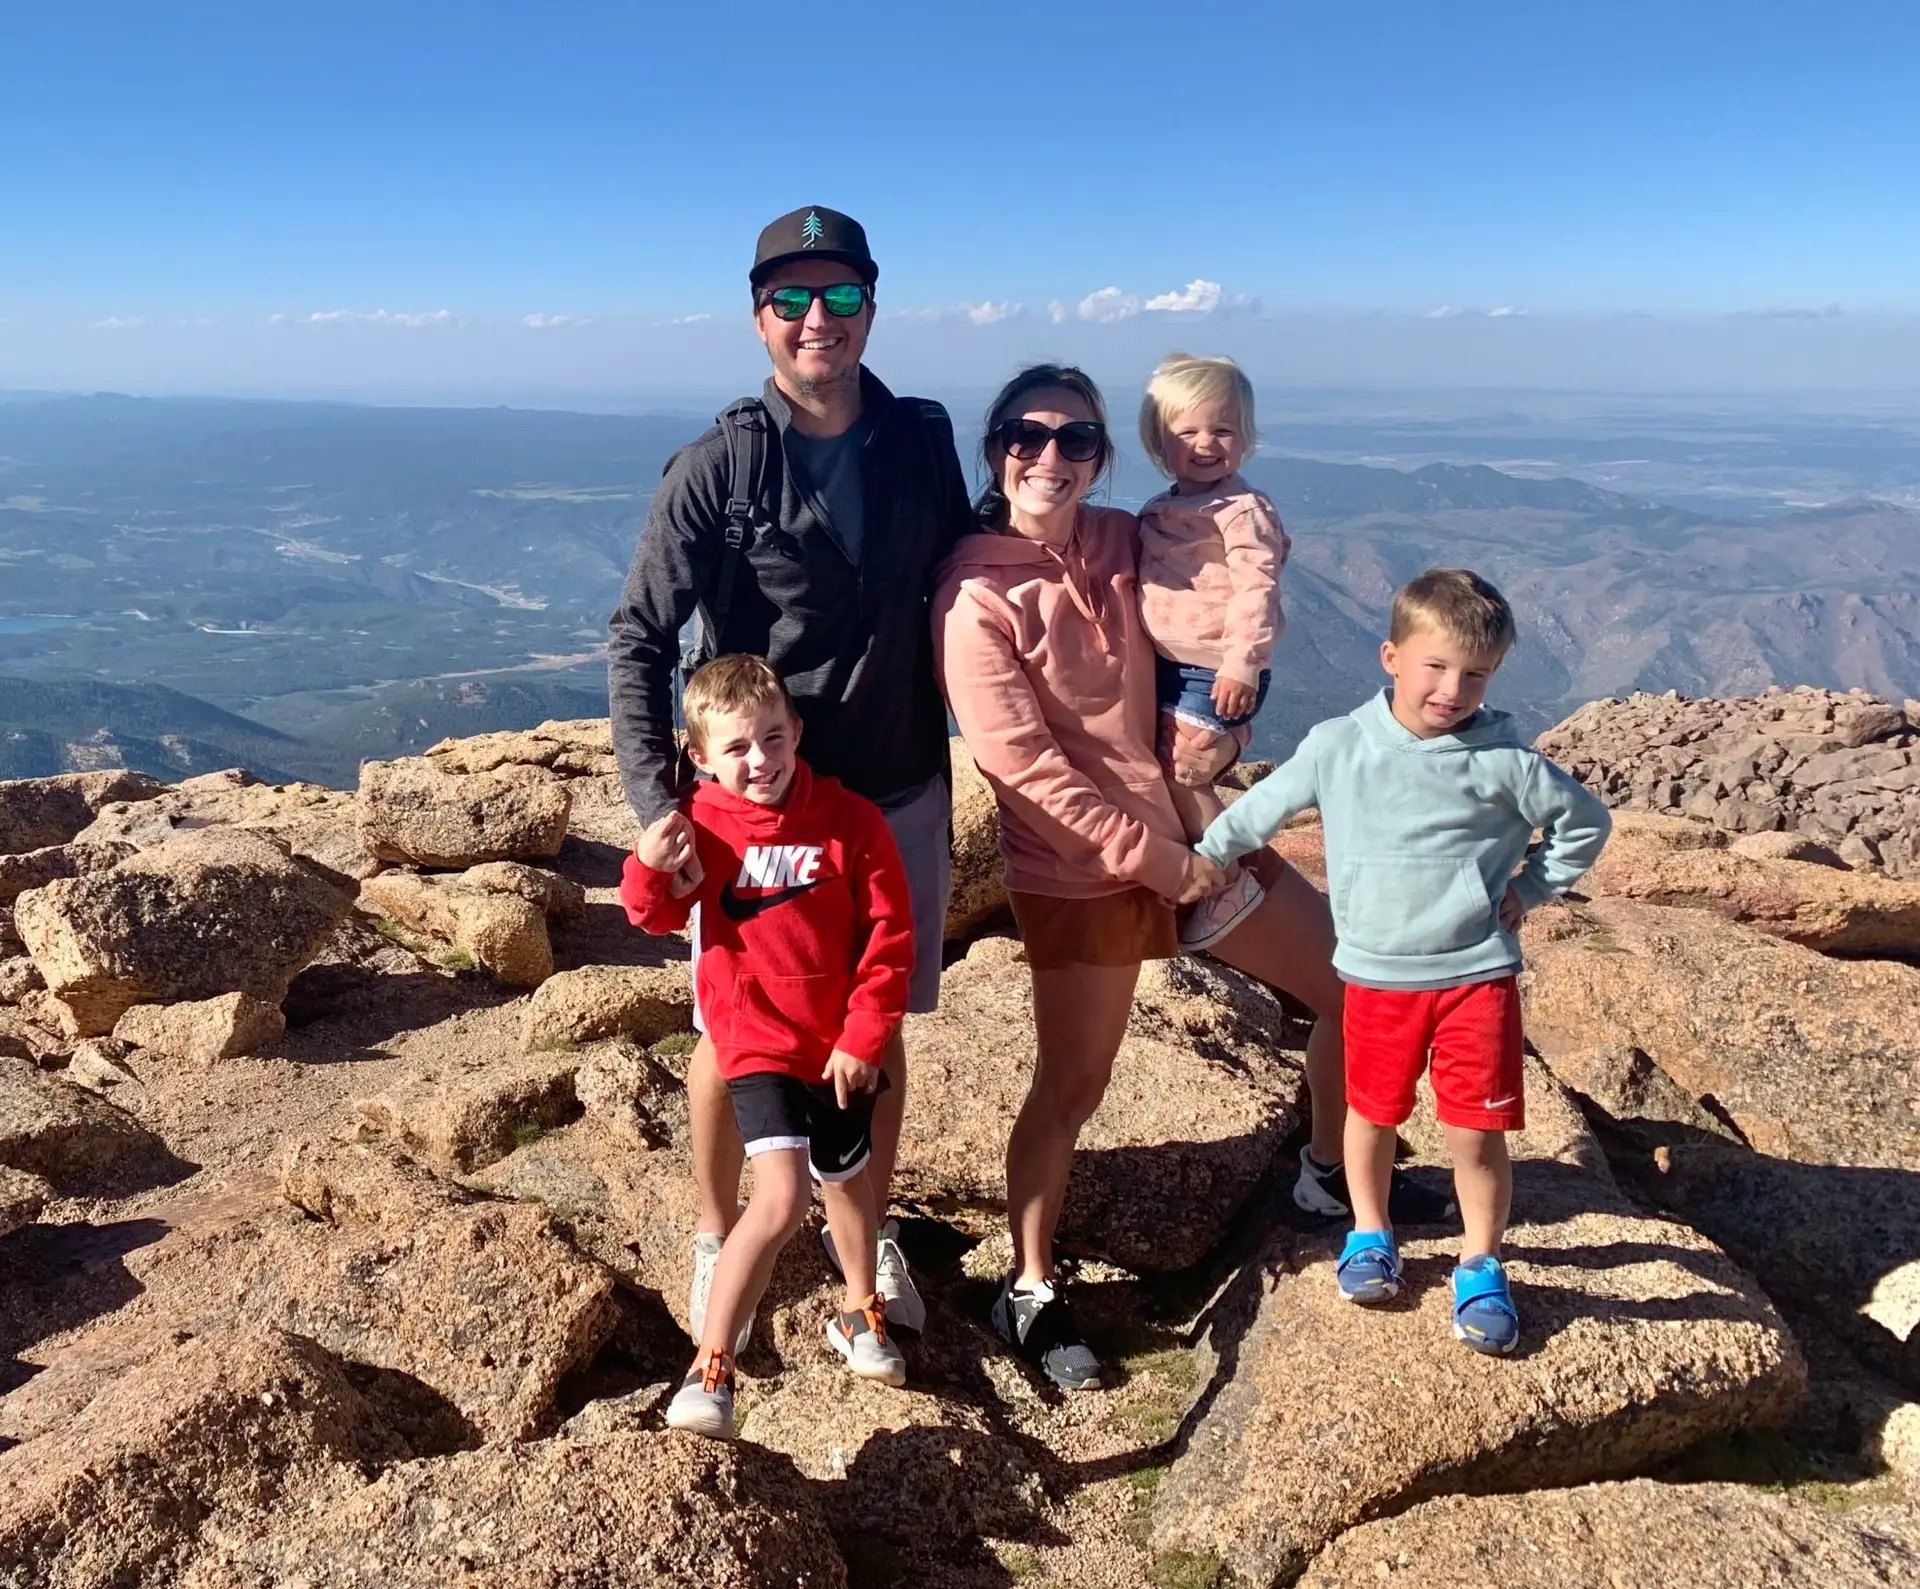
1138;352;1257;476
1389;568;1517;655
681;654;796;752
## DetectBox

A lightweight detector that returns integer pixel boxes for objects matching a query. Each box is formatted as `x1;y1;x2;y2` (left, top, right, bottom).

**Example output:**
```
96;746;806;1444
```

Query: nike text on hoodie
619;761;915;1080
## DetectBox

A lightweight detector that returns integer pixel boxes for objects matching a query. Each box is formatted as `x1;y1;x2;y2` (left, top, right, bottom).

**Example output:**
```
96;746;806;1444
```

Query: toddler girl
1137;352;1290;950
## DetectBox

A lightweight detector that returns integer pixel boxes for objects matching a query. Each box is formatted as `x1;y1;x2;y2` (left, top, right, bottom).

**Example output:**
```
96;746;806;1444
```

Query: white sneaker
688;1232;753;1357
1180;868;1266;952
822;1218;928;1333
825;1296;907;1386
664;1352;736;1440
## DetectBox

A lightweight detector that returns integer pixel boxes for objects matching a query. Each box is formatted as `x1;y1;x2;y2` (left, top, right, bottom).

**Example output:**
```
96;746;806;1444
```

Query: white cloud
1425;305;1466;319
967;300;1021;325
1426;305;1530;320
1046;280;1254;323
174;316;215;329
1487;305;1530;318
885;300;1024;325
1145;279;1224;313
522;312;591;329
1075;287;1143;323
657;313;712;327
92;316;146;330
308;308;454;327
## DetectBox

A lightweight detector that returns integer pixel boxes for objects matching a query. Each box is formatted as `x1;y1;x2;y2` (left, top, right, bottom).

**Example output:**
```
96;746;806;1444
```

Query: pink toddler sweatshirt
1137;473;1289;688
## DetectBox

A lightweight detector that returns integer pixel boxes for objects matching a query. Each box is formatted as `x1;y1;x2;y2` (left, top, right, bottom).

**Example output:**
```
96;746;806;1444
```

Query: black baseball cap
750;206;879;289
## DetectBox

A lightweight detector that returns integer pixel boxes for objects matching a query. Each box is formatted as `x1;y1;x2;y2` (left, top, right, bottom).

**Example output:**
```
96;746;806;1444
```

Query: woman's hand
1176;851;1226;905
1210;675;1257;723
637;811;704;894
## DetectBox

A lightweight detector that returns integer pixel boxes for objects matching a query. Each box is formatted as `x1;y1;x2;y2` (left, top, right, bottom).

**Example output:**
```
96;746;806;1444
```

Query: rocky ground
1;707;1917;1587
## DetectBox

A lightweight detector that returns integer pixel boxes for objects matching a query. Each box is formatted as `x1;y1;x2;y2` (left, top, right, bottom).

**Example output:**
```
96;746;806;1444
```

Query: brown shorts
1008;887;1179;972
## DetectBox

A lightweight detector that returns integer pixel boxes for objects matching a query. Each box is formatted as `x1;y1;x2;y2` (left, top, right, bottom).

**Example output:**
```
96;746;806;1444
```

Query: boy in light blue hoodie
1196;568;1610;1354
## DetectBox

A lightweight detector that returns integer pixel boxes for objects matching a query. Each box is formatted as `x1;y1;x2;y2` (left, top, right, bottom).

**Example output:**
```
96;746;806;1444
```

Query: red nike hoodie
619;760;914;1083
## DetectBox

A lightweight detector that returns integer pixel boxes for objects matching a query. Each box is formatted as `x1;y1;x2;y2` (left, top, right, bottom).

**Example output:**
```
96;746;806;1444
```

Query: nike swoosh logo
1484;1095;1518;1111
720;879;825;922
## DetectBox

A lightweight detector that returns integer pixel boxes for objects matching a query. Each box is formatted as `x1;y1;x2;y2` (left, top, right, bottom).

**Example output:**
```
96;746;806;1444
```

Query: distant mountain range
1;392;1915;786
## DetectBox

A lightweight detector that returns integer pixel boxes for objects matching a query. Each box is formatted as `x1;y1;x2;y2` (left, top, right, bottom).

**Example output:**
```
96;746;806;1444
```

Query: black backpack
681;394;955;676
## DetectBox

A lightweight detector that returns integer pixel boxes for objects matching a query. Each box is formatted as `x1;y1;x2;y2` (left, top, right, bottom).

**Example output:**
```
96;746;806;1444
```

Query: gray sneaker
688;1232;753;1357
664;1352;736;1440
821;1218;928;1333
825;1296;907;1386
990;1273;1103;1391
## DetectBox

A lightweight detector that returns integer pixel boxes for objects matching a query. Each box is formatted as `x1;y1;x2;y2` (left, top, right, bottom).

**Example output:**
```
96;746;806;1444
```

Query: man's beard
787;358;858;403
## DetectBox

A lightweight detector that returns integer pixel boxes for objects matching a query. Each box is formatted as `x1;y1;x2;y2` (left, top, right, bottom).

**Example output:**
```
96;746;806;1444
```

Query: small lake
0;617;79;634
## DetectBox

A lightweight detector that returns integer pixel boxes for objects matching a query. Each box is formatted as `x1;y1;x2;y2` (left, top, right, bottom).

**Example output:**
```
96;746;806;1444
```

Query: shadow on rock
0;1218;169;1387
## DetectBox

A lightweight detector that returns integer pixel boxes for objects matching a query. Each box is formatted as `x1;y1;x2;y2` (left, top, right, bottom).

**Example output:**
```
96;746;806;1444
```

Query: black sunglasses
994;417;1107;464
756;282;871;321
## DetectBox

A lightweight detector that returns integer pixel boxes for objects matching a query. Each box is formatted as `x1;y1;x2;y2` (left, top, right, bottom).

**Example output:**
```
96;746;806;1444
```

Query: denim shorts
1155;655;1271;733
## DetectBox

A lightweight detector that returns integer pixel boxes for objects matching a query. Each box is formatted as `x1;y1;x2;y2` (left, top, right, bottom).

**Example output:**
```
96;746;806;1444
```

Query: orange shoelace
696;1348;734;1393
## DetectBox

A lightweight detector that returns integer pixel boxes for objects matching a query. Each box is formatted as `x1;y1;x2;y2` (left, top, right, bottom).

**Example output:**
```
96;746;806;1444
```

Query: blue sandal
1452;1255;1519;1355
1336;1230;1401;1304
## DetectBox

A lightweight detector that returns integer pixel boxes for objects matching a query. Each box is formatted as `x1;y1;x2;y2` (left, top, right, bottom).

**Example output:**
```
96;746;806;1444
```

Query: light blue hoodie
1198;690;1612;989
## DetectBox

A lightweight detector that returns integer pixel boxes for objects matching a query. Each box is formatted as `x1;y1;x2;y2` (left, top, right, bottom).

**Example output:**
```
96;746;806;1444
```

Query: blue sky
4;0;1918;399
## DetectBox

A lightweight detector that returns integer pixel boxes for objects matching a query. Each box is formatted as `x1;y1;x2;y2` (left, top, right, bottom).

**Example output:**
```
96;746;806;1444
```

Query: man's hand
825;1047;881;1110
1499;886;1527;933
1211;675;1257;723
1177;850;1226;906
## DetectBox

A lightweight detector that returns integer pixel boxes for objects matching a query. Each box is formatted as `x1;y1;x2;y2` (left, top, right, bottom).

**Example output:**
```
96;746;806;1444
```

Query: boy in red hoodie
621;654;915;1440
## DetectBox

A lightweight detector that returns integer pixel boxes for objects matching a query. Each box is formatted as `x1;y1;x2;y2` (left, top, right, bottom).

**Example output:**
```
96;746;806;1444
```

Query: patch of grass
1114;1344;1201;1446
1151;1548;1226;1589
1658;1426;1894;1509
512;1121;550;1148
995;1542;1042;1581
438;948;477;973
649;1031;699;1061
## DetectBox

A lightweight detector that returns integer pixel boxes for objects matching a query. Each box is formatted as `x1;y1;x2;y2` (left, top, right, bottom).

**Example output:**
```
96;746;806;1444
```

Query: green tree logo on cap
801;212;824;248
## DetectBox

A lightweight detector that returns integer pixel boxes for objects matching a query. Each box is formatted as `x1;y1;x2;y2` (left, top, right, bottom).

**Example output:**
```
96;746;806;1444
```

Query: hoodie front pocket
725;972;844;1060
1339;857;1494;959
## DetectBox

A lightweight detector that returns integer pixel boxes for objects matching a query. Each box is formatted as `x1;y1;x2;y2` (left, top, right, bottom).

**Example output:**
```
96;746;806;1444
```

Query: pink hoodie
933;506;1191;900
1137;474;1289;688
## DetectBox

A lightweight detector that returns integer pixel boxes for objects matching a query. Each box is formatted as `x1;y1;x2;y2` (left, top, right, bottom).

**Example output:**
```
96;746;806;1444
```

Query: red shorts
1343;976;1525;1132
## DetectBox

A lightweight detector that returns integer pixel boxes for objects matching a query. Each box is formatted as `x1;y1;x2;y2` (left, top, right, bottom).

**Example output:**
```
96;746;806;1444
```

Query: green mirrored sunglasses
757;282;870;321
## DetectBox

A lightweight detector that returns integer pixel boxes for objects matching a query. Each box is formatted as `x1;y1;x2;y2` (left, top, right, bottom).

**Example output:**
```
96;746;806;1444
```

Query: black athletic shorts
727;1070;889;1184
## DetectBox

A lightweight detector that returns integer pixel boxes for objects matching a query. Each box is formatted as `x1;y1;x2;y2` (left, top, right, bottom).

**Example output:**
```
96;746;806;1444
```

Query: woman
934;365;1448;1390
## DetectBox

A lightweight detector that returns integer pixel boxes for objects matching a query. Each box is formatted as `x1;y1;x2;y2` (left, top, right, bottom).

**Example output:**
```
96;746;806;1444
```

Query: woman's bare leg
1007;960;1142;1288
1208;859;1347;1163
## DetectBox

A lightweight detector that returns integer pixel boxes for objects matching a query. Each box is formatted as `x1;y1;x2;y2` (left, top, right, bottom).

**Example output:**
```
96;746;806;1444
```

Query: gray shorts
691;774;951;1031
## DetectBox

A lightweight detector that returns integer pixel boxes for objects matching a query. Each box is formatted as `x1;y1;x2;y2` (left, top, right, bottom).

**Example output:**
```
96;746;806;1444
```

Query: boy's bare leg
688;1036;745;1238
865;1031;907;1216
693;1032;907;1238
819;1169;881;1311
695;1147;810;1359
1343;1112;1398;1235
1444;1125;1511;1259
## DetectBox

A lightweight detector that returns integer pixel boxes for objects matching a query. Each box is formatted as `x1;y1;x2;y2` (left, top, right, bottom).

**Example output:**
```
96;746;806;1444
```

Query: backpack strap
708;398;772;642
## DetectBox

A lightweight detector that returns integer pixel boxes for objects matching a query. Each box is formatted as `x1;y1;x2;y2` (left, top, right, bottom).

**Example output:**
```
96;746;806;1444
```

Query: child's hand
825;1048;881;1110
1499;886;1527;933
1177;851;1226;905
1211;675;1257;723
637;811;701;881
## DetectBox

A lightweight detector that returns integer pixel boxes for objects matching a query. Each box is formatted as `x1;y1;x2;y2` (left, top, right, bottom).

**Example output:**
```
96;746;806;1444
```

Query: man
609;205;974;1343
